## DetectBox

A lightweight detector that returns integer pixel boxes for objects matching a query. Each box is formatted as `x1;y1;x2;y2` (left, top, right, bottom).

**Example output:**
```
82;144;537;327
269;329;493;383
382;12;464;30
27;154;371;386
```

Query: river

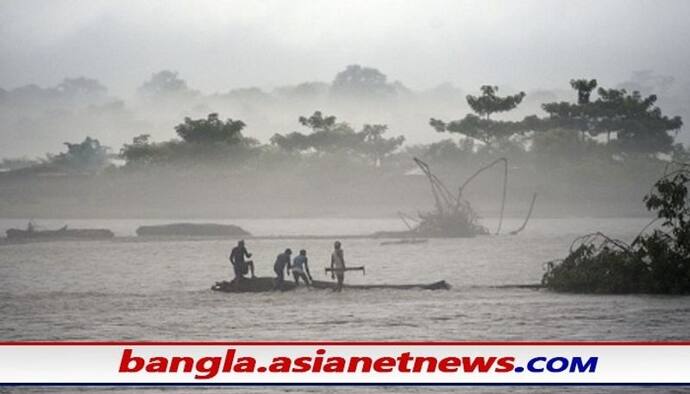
1;217;688;393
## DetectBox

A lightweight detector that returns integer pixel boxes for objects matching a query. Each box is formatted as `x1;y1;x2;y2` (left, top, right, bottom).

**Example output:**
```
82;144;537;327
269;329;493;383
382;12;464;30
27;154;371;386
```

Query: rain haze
3;0;690;93
2;0;690;157
3;3;690;392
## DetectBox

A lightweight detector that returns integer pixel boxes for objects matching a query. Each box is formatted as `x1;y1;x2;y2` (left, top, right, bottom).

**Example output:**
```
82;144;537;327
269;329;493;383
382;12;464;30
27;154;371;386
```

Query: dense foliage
540;80;683;154
432;80;683;156
466;85;526;120
47;137;110;173
120;113;257;166
542;165;690;294
430;86;528;148
269;111;405;165
331;65;399;98
137;70;198;98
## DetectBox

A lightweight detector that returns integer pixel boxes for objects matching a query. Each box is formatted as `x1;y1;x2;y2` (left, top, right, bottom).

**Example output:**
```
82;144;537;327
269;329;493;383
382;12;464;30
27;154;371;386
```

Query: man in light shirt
330;241;345;292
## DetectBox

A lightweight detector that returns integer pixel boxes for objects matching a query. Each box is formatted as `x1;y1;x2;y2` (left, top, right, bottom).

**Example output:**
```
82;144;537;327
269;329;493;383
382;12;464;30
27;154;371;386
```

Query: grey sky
2;0;690;95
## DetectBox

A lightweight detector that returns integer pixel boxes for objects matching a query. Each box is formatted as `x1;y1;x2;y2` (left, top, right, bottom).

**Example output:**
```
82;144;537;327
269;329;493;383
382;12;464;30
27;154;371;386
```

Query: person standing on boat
274;248;292;290
291;249;312;287
230;240;255;281
331;241;345;292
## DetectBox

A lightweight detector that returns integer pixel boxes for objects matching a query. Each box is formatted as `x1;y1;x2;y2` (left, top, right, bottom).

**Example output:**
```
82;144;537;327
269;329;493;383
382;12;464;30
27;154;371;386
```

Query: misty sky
2;0;690;95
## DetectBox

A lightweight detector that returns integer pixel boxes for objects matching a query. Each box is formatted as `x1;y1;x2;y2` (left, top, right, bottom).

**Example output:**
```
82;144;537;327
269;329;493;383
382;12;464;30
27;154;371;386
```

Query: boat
6;226;114;240
379;238;429;246
136;223;250;237
211;277;450;293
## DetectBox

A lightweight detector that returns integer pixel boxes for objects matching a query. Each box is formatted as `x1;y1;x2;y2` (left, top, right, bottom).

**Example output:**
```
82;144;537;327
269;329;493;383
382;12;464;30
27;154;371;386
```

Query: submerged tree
543;164;690;294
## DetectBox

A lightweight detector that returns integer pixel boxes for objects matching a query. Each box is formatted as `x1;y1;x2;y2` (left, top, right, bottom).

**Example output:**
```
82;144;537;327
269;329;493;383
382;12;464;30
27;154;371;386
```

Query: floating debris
374;157;535;238
6;222;114;241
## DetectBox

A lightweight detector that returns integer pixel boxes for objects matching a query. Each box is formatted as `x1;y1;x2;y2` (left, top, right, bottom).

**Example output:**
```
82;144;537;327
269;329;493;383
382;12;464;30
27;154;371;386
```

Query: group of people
229;240;347;291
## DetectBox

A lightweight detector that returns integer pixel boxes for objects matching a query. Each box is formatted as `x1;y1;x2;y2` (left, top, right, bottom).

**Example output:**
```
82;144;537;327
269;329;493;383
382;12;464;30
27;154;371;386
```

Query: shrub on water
543;166;690;294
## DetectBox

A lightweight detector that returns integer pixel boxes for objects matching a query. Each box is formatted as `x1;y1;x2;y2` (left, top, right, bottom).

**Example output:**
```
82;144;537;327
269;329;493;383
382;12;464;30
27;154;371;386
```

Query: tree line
5;77;684;175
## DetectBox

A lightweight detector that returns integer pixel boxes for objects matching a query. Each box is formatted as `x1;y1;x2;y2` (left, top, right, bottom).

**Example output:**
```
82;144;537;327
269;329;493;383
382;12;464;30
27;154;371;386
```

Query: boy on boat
230;240;255;281
331;241;346;292
274;248;292;290
291;249;312;287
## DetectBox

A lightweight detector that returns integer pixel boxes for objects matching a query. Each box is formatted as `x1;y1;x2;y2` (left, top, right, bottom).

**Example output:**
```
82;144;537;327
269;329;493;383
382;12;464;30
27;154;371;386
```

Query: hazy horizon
3;0;690;94
2;0;690;159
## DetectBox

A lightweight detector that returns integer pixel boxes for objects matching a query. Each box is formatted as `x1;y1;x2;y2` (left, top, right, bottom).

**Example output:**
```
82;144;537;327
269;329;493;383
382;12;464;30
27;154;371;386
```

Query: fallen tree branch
510;192;537;235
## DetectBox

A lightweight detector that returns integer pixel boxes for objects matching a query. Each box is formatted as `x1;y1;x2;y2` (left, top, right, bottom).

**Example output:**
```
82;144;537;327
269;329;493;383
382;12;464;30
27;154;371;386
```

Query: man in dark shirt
230;240;255;281
273;248;292;290
291;249;312;287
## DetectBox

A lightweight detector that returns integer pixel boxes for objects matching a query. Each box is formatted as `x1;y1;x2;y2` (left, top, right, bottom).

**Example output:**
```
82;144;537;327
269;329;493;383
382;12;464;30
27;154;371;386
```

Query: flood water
1;217;689;393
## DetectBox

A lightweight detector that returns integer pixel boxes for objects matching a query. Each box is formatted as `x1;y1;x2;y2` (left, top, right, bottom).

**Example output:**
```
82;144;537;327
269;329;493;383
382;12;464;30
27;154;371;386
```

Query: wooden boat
6;227;114;240
380;238;429;246
136;223;250;237
211;277;450;293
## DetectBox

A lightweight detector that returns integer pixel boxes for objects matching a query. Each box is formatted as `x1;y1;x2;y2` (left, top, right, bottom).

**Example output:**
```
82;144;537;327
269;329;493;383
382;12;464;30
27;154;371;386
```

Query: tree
569;79;598;104
331;65;395;97
421;139;475;164
175;113;247;144
298;111;337;132
269;132;311;152
120;134;159;165
541;81;683;154
4;78;108;105
224;87;271;101
357;124;405;165
272;111;356;153
138;70;197;98
50;137;110;172
531;127;597;164
274;82;329;98
120;114;255;166
271;111;404;164
430;85;529;149
595;88;681;153
55;77;107;100
430;114;531;147
466;86;525;120
0;157;40;171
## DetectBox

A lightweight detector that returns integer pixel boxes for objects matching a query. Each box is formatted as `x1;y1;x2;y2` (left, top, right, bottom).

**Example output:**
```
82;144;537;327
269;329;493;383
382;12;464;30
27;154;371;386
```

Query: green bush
543;166;690;294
